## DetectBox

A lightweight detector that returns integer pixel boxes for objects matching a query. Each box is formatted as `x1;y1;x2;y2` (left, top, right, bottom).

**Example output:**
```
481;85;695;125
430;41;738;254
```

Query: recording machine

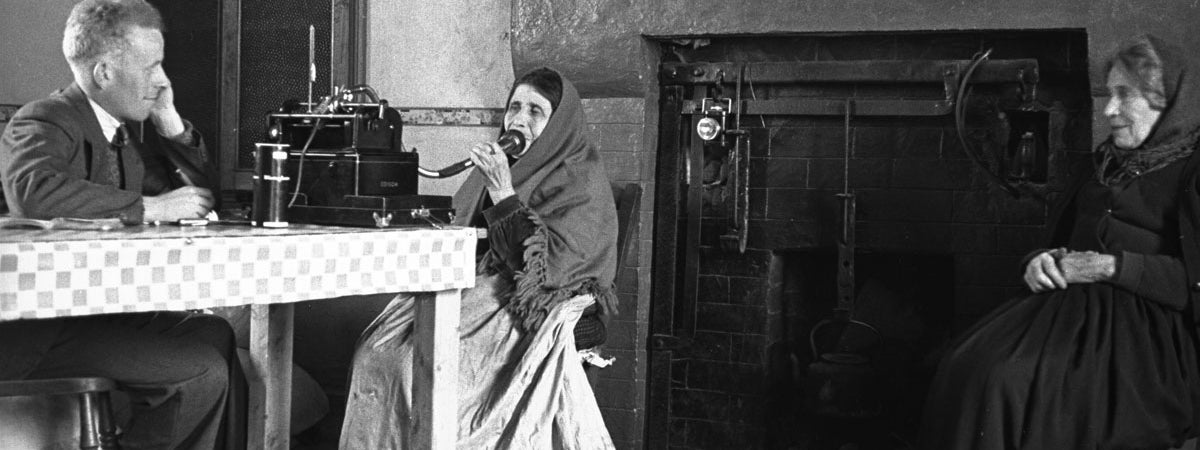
255;27;528;228
263;84;455;228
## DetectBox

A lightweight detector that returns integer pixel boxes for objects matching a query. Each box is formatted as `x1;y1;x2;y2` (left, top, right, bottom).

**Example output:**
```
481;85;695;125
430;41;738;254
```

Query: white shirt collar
86;98;123;143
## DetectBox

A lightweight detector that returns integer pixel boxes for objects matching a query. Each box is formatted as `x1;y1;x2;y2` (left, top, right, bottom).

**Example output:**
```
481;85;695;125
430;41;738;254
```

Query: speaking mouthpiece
497;130;527;155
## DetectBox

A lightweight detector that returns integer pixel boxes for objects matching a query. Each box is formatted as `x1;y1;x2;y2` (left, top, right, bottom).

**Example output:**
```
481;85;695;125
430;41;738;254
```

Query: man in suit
0;1;243;448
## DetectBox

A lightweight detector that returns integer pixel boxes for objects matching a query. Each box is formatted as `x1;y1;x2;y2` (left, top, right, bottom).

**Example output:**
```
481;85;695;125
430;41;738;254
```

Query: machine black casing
265;104;453;227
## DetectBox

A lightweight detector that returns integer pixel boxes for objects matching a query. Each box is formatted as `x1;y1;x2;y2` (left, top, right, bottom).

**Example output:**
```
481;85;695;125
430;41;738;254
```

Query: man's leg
118;312;247;450
27;312;234;450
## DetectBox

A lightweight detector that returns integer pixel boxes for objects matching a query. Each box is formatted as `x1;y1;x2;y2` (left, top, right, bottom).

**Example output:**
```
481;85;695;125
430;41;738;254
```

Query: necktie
109;125;126;189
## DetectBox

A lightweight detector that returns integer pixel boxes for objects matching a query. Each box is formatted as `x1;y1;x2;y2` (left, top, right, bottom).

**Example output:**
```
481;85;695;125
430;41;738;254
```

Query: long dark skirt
920;283;1200;449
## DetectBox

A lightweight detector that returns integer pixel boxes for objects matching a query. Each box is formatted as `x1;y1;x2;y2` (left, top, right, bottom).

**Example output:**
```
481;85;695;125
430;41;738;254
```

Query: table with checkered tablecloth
0;224;476;449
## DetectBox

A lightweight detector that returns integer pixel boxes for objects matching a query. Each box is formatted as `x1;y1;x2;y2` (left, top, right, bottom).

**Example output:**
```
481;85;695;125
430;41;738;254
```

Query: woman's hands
469;141;516;203
1023;249;1117;292
1024;250;1067;292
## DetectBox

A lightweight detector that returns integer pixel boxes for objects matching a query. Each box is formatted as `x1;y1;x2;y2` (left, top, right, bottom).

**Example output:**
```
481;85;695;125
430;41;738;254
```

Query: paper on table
0;217;124;230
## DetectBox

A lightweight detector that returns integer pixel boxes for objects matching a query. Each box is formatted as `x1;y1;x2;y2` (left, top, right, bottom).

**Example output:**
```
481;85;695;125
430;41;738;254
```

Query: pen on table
174;168;195;186
174;167;220;221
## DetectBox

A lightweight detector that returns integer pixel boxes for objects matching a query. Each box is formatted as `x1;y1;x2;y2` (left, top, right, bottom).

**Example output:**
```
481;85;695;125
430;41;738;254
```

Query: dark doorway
149;0;222;188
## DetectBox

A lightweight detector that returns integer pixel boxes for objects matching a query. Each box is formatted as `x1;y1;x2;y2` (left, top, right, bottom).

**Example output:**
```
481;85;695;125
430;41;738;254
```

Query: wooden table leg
412;289;462;449
248;303;294;450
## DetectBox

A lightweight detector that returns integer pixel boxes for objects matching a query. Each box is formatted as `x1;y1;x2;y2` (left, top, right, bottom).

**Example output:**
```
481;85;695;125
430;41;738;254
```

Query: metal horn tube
418;130;526;178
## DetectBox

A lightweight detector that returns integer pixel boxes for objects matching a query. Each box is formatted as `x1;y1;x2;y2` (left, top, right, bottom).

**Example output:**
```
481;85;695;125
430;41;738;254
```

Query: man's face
100;26;168;122
1104;65;1163;150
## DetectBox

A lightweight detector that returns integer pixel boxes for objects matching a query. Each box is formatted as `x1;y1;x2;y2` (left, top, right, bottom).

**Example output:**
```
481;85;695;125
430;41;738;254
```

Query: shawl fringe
1096;124;1200;185
498;210;616;332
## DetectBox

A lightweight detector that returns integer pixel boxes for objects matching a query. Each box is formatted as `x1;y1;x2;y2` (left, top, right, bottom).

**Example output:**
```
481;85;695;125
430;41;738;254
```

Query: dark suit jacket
0;82;210;224
0;83;211;378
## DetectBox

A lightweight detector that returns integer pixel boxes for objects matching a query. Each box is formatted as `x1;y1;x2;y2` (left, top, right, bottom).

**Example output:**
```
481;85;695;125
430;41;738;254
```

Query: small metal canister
252;143;290;228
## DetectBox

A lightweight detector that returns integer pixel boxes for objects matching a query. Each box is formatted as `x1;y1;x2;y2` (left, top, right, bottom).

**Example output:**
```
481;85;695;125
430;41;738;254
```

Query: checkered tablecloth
0;224;477;320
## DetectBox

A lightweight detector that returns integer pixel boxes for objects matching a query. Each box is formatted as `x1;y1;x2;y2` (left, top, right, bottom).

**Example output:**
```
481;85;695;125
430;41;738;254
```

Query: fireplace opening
768;250;954;449
650;29;1089;448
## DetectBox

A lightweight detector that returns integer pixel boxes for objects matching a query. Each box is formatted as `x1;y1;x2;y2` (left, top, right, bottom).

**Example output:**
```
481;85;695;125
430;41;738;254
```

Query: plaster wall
367;0;515;196
0;0;76;104
511;0;1200;97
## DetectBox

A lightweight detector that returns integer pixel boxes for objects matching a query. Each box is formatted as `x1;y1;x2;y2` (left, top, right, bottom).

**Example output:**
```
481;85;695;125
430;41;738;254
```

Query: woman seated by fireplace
920;34;1200;449
339;67;618;449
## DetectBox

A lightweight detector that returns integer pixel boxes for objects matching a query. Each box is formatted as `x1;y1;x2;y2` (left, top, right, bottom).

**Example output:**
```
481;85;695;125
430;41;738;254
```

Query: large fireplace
505;0;1200;447
647;31;1093;448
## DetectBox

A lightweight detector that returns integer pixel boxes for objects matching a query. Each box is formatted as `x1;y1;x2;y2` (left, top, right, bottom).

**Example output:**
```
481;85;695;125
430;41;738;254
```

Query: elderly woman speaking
920;35;1200;449
339;68;617;449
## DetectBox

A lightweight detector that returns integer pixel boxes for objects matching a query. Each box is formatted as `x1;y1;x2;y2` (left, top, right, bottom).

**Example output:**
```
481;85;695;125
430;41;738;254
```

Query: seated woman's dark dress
920;158;1200;449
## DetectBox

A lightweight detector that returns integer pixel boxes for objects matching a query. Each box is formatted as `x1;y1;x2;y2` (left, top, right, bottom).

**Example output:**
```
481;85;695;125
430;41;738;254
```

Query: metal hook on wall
835;97;856;319
720;64;750;253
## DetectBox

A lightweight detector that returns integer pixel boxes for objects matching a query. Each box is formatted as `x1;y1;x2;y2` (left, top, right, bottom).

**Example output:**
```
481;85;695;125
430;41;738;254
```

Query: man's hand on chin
149;83;186;140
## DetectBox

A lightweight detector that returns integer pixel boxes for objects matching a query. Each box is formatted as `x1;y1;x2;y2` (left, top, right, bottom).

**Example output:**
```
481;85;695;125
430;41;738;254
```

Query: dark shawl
1047;35;1200;322
1094;35;1200;185
1052;35;1200;243
1134;35;1200;151
452;71;618;331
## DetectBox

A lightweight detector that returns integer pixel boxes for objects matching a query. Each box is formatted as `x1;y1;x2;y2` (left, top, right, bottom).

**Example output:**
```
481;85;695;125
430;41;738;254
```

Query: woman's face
504;84;553;155
1104;65;1163;149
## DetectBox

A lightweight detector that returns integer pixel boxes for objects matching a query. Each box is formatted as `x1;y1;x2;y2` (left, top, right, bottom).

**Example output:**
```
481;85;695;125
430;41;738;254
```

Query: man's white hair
62;0;163;71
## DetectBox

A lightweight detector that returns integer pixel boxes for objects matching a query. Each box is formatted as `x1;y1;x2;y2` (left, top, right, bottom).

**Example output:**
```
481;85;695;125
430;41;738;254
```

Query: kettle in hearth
800;98;883;419
802;317;883;418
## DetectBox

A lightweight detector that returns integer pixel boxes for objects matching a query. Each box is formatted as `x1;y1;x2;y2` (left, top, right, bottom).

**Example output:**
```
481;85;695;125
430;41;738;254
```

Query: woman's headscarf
452;69;618;331
1097;35;1200;184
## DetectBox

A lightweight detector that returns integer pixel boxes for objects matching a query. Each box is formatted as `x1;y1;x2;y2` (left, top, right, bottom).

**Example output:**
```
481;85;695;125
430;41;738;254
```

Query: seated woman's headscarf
1097;34;1200;185
452;68;618;331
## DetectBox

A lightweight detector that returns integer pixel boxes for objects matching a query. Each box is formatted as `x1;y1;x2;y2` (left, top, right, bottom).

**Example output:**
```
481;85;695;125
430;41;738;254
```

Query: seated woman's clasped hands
1023;248;1117;291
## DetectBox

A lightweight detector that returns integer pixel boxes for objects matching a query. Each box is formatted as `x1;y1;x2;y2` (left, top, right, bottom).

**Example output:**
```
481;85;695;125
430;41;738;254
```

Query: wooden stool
0;377;120;449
